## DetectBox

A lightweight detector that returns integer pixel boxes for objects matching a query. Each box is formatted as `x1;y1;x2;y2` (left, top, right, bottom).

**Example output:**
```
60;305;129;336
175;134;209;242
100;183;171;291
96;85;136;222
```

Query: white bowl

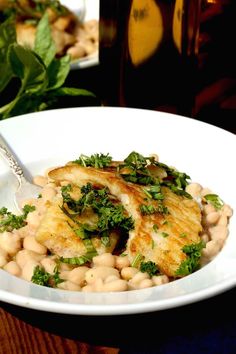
0;106;235;315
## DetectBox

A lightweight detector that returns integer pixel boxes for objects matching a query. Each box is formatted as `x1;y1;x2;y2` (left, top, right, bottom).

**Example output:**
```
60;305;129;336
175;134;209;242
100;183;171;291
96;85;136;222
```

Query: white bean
93;253;115;268
93;278;104;292
222;204;233;217
0;231;21;255
115;255;130;270
16;249;44;268
68;266;89;286
185;183;202;198
203;204;215;215
59;262;74;271
26;211;41;229
59;270;70;281
23;236;47;255
0;247;7;258
138;278;153;289
104;275;120;283
0;254;7;267
4;261;21;276
205;212;220;225
202;240;221;260
121;267;139;280
21;260;40;281
103;279;128;292
57;280;81;291
67;45;86;60
201;233;210;243
201;188;213;197
152;275;169;286
128;272;150;289
41;186;56;202
85;266;119;284
130;271;150;285
209;225;228;243
40;257;57;274
82;284;94;292
218;215;228;226
33;175;48;187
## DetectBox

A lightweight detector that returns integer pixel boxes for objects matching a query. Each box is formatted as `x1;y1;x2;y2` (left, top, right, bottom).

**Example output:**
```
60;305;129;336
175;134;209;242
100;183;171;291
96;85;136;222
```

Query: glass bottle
99;0;202;116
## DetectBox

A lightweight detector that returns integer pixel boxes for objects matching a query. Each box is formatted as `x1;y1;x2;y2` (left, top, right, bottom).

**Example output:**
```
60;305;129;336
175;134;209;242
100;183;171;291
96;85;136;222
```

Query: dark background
63;0;236;135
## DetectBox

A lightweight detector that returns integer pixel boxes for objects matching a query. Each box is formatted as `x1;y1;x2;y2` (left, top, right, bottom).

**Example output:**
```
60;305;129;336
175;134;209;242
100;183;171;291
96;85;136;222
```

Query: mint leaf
0;18;16;92
8;44;47;94
47;55;70;90
52;87;96;98
34;13;56;67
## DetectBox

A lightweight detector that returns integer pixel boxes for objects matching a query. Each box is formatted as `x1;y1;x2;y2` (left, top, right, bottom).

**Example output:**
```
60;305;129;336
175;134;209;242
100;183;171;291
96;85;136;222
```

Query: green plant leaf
8;44;47;94
34;12;56;67
0;18;16;92
53;87;96;97
47;55;70;90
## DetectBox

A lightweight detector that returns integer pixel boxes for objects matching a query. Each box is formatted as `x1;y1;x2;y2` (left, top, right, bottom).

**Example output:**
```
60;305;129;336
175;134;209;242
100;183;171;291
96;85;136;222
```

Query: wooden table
0;303;119;354
1;285;236;354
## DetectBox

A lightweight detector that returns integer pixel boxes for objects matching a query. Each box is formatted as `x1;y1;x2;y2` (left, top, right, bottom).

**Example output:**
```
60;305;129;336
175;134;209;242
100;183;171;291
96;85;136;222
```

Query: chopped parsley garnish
204;194;224;210
117;151;159;185
140;261;159;277
73;153;112;168
31;265;63;287
131;253;143;267
175;241;206;277
0;205;35;232
116;151;192;202
61;183;134;234
60;253;97;266
140;203;169;215
143;185;164;201
161;232;169;238
180;233;187;238
153;224;159;232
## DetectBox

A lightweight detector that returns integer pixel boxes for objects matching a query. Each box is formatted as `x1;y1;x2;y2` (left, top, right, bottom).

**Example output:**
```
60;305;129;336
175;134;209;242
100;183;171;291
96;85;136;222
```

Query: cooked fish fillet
35;197;119;258
49;164;202;277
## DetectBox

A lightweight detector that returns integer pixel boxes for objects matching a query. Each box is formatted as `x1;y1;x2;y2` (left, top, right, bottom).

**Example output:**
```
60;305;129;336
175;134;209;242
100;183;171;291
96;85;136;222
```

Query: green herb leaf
9;44;47;93
31;265;51;286
73;153;112;168
60;252;97;266
131;253;143;267
175;241;206;277
204;194;224;210
0;17;97;120
31;265;64;287
34;13;56;67
51;87;96;98
0;18;15;92
0;204;35;232
46;55;71;90
140;261;159;277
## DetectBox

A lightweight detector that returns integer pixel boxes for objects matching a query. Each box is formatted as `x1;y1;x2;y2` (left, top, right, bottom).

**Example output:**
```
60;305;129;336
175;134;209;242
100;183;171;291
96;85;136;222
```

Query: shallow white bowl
0;106;235;315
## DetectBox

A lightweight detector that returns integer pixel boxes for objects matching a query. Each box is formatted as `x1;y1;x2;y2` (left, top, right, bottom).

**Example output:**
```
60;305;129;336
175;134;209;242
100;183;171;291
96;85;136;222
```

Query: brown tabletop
0;305;119;354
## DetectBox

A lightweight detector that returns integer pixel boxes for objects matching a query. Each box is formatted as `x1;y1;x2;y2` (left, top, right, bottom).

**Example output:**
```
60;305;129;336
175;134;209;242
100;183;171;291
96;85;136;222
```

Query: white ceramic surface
0;107;235;315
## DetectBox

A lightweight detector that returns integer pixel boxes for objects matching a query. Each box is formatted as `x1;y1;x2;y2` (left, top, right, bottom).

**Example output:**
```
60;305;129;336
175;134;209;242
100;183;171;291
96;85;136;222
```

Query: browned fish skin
35;196;119;258
49;164;202;277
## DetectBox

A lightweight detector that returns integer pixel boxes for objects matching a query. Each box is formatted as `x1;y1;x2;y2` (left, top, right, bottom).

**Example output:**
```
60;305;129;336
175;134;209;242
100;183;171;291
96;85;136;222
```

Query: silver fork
0;134;42;213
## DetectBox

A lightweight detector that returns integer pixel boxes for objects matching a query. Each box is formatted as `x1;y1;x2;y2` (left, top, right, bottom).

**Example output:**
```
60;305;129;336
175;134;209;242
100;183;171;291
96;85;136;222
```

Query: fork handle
0;134;26;185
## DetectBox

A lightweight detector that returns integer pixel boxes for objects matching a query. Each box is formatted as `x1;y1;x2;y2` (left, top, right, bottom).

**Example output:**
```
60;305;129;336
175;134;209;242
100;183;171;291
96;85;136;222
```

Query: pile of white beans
0;173;233;293
67;19;98;61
